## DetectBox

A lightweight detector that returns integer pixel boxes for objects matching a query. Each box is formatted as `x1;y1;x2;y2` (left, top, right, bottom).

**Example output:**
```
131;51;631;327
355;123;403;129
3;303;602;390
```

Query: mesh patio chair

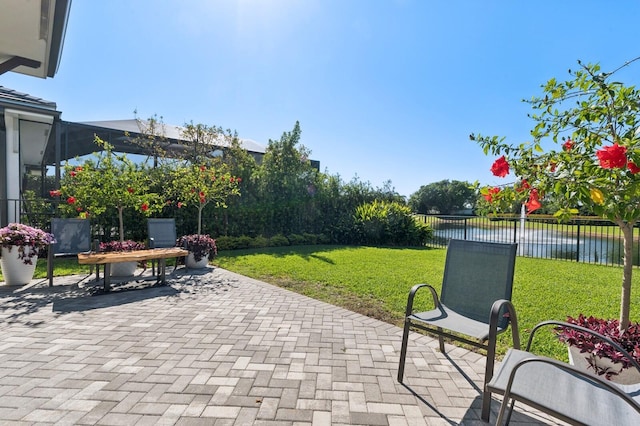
397;238;520;421
487;320;640;425
147;218;178;274
47;218;93;286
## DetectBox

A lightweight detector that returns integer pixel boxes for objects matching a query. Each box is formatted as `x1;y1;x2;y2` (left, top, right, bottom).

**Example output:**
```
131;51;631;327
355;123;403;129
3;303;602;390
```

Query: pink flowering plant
0;223;55;265
556;315;640;379
177;234;217;262
99;240;146;252
471;57;640;332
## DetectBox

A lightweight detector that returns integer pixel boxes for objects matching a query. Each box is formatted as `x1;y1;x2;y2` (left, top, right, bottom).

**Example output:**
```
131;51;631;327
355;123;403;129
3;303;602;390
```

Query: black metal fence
417;214;639;267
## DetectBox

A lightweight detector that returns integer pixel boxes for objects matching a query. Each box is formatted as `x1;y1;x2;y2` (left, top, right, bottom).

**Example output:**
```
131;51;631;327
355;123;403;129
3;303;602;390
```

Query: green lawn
213;245;640;360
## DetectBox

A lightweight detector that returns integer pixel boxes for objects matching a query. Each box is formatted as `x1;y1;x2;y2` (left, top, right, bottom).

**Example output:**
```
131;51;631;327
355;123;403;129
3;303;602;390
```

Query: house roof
80;119;266;154
0;0;72;78
0;86;58;112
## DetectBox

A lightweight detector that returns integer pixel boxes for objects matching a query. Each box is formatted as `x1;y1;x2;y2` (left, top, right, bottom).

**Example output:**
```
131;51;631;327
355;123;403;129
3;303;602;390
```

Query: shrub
353;200;432;246
269;234;290;247
287;234;306;246
302;233;318;245
250;236;270;248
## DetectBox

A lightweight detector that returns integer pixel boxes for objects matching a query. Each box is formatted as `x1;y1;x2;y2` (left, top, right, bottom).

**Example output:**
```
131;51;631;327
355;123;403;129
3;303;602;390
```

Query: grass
212;245;640;360
4;245;638;361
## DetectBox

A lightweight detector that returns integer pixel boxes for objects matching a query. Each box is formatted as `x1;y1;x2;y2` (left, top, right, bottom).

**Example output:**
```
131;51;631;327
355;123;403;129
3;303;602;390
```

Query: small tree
471;57;640;330
57;137;159;241
167;163;241;235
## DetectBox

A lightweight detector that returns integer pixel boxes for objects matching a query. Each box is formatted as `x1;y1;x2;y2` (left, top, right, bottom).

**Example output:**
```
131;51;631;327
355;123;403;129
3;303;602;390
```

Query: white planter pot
568;345;640;384
110;261;137;277
186;252;209;269
0;246;38;286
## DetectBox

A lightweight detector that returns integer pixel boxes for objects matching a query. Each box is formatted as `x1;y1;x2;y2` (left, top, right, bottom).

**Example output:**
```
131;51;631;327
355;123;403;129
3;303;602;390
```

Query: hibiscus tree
471;58;640;330
168;163;241;235
56;137;159;242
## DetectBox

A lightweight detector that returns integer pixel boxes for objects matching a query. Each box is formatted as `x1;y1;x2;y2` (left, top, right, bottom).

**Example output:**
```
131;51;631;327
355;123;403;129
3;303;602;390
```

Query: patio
0;267;564;425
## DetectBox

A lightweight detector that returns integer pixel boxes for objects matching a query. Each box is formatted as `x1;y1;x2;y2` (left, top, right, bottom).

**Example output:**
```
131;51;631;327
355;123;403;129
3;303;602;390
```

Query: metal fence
417;214;639;267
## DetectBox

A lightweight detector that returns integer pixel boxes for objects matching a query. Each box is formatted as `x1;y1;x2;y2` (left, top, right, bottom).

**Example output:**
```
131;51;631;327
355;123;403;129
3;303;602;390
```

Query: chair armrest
526;320;640;374
405;283;439;317
489;299;520;349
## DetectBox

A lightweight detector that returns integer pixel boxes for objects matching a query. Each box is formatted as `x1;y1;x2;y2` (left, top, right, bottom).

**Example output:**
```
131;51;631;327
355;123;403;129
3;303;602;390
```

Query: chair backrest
147;218;177;248
441;239;517;328
50;218;91;255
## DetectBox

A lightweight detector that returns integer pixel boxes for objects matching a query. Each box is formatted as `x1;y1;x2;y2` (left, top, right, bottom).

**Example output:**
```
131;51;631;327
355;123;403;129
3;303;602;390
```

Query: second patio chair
147;218;178;274
397;238;520;422
47;218;94;286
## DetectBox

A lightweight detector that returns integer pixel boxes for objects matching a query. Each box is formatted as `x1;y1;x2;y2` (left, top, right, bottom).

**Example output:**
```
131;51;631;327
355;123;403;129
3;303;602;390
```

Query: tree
471;57;640;330
57;137;159;242
409;180;476;214
167;163;241;235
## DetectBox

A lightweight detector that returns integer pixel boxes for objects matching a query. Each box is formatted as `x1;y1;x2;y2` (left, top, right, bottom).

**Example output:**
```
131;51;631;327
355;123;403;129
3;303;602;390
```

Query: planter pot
186;252;209;269
568;345;640;385
110;261;137;277
0;246;38;286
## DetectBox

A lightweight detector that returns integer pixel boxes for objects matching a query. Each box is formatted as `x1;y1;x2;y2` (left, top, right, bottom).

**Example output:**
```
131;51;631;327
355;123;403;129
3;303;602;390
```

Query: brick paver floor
0;267;565;425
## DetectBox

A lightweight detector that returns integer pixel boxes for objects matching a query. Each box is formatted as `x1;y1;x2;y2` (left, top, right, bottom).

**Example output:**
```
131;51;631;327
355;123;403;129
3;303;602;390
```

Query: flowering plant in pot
177;234;217;267
99;240;146;253
556;315;640;383
0;223;55;285
99;240;147;276
0;222;55;264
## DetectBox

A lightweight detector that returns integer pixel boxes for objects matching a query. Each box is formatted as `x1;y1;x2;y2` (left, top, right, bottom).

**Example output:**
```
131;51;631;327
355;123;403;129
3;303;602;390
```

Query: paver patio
0;267;565;425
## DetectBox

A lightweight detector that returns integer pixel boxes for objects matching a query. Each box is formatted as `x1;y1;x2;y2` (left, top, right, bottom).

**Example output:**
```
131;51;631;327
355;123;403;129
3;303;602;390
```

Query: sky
2;0;640;198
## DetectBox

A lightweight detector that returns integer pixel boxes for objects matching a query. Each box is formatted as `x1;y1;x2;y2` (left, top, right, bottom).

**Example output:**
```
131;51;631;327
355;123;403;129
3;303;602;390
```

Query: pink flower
49;189;61;197
563;139;574;151
67;196;76;204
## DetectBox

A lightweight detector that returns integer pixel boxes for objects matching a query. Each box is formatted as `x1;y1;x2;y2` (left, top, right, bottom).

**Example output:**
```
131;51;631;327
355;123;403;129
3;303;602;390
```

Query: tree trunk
617;220;634;331
197;206;202;235
118;206;125;242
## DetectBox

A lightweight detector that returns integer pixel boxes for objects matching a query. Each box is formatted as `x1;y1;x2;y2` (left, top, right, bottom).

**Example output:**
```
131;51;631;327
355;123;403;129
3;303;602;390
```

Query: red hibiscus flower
490;156;510;177
597;143;627;169
127;187;134;193
199;196;206;204
237;177;242;183
49;189;61;197
76;207;82;212
67;196;76;204
563;139;574;151
177;202;183;208
141;202;149;212
628;161;640;174
200;165;206;171
525;189;542;213
515;180;530;193
483;187;501;203
70;171;77;177
199;191;205;197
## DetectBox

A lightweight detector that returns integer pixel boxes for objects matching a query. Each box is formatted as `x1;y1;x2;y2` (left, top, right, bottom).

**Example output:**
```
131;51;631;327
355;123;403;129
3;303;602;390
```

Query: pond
432;224;628;266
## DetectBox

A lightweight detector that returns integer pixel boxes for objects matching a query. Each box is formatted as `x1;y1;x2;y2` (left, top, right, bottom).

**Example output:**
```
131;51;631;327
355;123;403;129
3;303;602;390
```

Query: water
433;225;626;266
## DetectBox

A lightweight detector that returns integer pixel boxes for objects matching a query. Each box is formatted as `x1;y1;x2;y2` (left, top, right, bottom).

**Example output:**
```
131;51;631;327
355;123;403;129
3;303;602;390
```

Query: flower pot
186;252;209;269
0;246;38;286
110;261;137;277
568;345;640;384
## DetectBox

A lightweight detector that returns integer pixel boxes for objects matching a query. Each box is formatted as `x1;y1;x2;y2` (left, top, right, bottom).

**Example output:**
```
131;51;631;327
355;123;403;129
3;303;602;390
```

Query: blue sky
2;0;640;197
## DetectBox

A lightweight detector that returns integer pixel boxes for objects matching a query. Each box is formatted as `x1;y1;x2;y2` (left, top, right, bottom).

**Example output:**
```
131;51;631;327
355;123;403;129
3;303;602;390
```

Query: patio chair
397;238;520;422
47;218;93;286
147;218;178;274
487;320;640;425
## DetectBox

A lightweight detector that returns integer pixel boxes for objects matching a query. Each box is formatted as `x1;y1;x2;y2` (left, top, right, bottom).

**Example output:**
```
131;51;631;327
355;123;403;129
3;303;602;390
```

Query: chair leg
397;319;411;382
437;327;445;353
482;339;498;421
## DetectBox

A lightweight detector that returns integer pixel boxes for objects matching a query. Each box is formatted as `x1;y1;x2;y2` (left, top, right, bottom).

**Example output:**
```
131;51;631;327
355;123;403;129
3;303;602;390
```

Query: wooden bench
77;248;189;291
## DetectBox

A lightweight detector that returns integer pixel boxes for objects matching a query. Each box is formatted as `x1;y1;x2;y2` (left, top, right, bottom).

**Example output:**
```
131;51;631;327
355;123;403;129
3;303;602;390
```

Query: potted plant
99;240;146;276
177;234;217;268
556;315;640;384
0;223;55;285
472;57;640;377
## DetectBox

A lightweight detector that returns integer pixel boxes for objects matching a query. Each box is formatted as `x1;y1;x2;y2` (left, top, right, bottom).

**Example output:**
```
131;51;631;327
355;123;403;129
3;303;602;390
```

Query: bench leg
103;264;111;292
159;259;167;284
